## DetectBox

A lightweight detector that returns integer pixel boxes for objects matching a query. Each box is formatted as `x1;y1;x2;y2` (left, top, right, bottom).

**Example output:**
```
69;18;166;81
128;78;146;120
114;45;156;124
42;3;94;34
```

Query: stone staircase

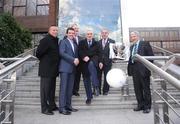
15;61;180;110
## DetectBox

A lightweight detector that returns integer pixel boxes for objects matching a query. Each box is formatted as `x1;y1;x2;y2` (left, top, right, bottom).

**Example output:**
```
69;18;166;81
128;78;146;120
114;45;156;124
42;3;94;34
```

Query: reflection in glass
14;0;26;6
13;7;25;16
27;0;36;16
3;0;13;13
58;0;122;42
37;0;49;4
37;6;49;15
0;1;3;7
0;1;3;13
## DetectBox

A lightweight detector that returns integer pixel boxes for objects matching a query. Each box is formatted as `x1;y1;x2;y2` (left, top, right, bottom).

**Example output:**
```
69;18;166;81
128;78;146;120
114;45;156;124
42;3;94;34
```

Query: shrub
0;13;32;57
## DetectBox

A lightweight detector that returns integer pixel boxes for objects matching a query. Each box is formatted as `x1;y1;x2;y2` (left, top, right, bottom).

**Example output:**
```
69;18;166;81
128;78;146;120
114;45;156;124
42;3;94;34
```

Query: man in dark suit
79;28;102;105
127;31;154;113
36;26;60;115
71;24;84;96
59;27;79;115
98;29;115;95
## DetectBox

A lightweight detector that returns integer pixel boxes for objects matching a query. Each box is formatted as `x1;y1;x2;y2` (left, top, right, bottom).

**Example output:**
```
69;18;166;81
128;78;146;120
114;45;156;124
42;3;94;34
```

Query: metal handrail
15;47;37;58
134;54;180;124
135;54;180;90
152;45;174;55
0;55;37;124
0;47;37;68
0;55;37;78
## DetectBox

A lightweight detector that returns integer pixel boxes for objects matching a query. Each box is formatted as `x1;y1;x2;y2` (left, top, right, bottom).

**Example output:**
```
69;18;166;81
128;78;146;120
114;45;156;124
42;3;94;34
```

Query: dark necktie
88;41;91;48
132;44;138;63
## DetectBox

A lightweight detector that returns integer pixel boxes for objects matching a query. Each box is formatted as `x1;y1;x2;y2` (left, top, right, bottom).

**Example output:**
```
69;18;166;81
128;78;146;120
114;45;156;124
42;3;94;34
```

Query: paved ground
14;107;153;124
14;106;180;124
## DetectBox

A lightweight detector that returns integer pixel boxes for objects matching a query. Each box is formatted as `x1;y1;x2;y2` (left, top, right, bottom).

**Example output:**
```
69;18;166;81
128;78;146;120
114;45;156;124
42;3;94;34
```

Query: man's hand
83;56;90;62
74;58;79;66
99;62;103;69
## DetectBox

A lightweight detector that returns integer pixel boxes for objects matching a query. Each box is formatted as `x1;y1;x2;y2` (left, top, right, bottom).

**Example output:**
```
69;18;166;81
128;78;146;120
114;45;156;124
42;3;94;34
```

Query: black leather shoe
103;92;108;95
86;99;91;105
59;109;71;115
73;92;80;96
42;110;54;115
143;109;151;113
133;107;144;111
51;106;59;111
66;108;78;112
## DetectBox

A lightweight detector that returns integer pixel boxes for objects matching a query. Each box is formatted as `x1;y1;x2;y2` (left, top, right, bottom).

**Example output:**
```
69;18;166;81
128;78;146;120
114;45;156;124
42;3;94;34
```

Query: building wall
129;27;180;53
1;0;58;32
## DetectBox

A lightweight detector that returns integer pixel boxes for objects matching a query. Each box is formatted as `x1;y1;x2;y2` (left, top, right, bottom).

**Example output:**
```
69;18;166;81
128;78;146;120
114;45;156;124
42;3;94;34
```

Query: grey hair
130;31;140;37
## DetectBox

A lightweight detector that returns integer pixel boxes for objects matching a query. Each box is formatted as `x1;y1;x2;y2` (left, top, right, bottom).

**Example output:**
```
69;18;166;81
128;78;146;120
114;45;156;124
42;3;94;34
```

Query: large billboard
58;0;122;42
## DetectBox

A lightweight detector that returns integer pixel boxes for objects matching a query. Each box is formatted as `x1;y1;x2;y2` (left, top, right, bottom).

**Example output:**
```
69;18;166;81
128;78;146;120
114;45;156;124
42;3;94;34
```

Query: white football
106;68;127;88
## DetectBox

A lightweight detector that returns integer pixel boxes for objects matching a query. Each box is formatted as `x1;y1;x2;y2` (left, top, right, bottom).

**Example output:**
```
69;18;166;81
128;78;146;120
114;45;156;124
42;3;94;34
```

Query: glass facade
0;0;3;13
58;0;122;42
1;0;49;16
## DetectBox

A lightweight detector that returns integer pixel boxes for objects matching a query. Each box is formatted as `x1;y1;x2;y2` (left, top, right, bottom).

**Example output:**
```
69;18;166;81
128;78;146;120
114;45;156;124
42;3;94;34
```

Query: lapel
104;38;109;49
66;39;75;55
101;38;109;50
137;41;142;54
85;39;89;48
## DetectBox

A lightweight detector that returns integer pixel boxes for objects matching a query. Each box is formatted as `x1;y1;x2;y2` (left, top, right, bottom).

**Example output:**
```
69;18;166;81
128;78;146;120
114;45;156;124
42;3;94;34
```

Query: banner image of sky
58;0;122;42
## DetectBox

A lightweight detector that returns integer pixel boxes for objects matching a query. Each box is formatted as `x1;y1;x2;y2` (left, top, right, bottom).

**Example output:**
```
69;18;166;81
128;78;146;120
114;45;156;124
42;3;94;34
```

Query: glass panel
0;1;3;7
58;0;122;42
13;7;25;16
27;0;36;16
37;0;49;5
37;5;49;15
14;0;26;6
3;0;13;13
0;8;3;13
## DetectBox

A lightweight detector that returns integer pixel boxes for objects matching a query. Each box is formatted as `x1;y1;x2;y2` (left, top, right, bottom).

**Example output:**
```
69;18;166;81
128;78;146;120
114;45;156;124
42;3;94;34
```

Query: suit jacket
59;38;78;73
36;34;60;77
78;38;101;75
127;41;154;77
99;38;115;66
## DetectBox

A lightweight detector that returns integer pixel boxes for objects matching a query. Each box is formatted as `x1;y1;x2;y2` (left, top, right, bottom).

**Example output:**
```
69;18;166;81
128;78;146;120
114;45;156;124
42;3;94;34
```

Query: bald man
36;26;60;115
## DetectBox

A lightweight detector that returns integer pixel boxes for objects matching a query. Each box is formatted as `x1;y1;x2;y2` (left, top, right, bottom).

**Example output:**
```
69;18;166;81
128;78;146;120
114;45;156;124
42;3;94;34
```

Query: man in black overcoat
78;28;102;104
36;26;60;115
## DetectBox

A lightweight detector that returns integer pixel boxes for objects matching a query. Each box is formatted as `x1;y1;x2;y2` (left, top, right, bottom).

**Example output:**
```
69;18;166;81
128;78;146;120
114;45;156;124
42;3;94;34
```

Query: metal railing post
152;78;160;124
161;80;169;124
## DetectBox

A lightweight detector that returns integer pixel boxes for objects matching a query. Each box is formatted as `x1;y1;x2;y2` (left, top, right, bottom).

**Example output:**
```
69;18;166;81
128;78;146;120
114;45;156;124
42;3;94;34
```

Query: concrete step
15;62;180;110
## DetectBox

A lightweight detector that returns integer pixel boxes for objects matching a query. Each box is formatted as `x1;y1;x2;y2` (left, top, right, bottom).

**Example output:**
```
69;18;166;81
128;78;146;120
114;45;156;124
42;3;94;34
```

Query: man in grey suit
59;27;79;115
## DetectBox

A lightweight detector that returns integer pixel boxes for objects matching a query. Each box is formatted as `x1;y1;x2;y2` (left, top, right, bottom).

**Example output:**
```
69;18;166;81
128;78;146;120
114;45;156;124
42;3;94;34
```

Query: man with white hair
78;28;102;105
127;31;154;114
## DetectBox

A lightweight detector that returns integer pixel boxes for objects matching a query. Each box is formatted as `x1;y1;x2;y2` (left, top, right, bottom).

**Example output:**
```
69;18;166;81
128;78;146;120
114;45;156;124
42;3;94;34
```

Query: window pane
3;0;13;13
27;0;36;16
0;1;3;7
13;7;25;16
14;0;26;6
37;5;49;15
0;8;3;13
37;0;49;5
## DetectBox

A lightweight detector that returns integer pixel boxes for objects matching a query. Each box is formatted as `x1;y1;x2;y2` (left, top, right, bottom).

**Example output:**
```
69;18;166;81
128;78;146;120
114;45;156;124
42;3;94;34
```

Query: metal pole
161;80;169;124
135;54;180;90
